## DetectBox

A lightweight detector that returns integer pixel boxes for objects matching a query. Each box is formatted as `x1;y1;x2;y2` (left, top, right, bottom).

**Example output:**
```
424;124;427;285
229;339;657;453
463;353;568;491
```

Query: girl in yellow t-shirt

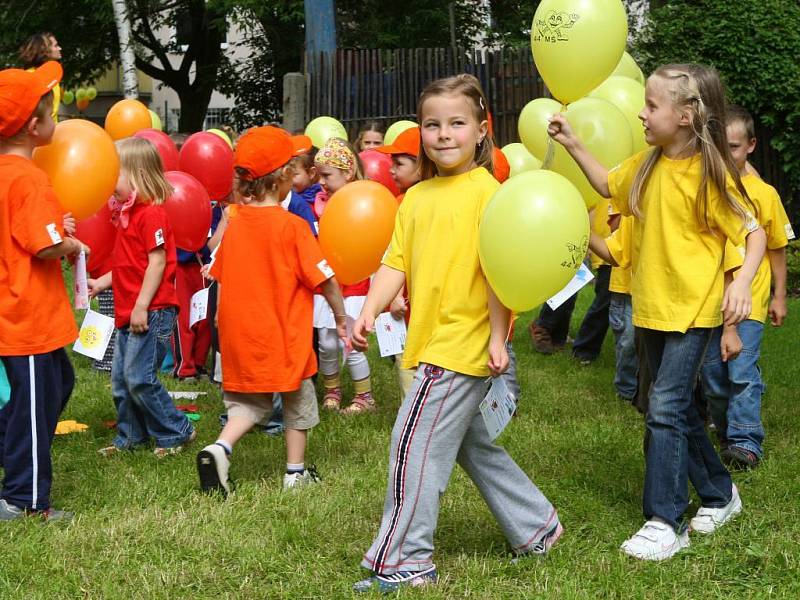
549;63;766;562
349;74;560;593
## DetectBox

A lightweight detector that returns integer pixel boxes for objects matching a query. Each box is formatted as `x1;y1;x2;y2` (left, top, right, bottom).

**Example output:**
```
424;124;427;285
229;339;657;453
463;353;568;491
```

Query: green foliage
786;240;800;295
633;0;800;216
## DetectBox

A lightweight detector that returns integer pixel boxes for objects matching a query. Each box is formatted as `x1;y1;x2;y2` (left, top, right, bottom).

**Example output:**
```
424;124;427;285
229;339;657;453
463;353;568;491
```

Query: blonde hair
355;121;385;151
629;64;754;229
234;164;293;203
416;74;493;181
115;137;173;205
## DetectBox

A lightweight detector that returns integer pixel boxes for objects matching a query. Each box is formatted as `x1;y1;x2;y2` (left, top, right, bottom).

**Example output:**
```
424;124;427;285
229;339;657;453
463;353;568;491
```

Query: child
172;245;212;382
313;137;376;414
89;137;195;458
0;62;85;520
355;121;384;152
288;142;322;236
196;126;347;495
700;105;794;469
351;74;561;593
557;63;767;560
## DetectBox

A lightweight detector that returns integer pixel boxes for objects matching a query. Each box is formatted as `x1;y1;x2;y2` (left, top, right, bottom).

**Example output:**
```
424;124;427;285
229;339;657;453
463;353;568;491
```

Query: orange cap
290;134;314;156
375;127;420;158
235;126;294;180
0;61;62;137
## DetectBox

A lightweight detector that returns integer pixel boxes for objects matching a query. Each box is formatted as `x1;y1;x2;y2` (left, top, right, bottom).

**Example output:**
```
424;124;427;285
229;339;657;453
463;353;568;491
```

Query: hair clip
479;97;485;111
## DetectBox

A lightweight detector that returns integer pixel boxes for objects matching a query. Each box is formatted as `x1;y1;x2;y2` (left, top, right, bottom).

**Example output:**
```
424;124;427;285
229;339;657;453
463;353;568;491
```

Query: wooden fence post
282;72;306;133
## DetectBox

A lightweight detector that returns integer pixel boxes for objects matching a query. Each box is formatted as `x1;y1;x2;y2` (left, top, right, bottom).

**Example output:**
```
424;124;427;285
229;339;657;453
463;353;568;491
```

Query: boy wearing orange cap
197;126;347;497
376;126;421;205
0;62;87;520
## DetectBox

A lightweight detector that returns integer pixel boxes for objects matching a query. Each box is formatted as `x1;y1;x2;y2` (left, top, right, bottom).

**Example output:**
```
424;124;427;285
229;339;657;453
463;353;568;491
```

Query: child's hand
389;295;406;320
721;278;752;326
351;314;374;352
547;113;575;147
768;296;787;327
62;212;76;237
487;339;509;377
87;278;102;299
200;264;214;280
720;326;742;362
129;306;149;334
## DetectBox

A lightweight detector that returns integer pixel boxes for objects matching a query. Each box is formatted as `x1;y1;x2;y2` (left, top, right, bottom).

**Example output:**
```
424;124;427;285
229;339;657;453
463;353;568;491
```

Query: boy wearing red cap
197;126;347;496
0;62;87;520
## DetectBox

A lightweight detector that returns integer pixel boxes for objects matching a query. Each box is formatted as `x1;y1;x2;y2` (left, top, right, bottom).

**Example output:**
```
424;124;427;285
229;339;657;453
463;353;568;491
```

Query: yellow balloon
589;76;647;154
612;51;645;85
479;170;590;312
207;128;233;148
501;143;542;177
384;120;417;145
550;97;632;209
149;109;162;132
531;0;628;104
518;97;563;160
305;116;348;148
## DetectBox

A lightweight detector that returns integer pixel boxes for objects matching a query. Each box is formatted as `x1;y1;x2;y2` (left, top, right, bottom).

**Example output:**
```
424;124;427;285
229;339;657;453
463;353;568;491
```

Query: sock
286;462;304;474
215;440;232;456
322;372;341;390
353;377;372;395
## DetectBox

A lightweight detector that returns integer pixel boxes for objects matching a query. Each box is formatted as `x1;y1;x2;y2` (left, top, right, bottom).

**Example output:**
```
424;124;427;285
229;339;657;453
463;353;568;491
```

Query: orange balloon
33;119;120;220
104;99;152;140
76;97;90;112
318;180;398;285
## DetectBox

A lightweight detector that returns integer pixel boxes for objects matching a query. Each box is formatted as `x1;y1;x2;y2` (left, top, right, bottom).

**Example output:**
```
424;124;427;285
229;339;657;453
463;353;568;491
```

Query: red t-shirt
0;155;78;354
112;202;178;327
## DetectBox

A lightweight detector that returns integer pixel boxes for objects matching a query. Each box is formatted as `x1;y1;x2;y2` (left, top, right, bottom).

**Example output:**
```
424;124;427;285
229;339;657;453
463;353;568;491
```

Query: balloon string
541;103;568;171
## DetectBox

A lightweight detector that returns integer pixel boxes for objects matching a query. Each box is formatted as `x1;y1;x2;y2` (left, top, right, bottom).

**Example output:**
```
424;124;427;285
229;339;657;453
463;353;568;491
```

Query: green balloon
86;87;98;101
75;88;88;102
304;116;347;149
61;90;75;105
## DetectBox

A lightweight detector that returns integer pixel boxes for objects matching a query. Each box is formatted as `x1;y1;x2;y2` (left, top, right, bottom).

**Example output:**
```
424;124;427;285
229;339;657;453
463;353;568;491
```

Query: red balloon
75;204;116;277
164;171;212;251
134;129;179;171
178;132;234;200
359;150;400;196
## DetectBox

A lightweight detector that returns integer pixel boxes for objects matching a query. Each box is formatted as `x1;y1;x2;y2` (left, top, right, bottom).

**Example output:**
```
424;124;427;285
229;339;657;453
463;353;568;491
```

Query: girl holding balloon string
549;63;766;561
350;74;561;593
313;137;376;414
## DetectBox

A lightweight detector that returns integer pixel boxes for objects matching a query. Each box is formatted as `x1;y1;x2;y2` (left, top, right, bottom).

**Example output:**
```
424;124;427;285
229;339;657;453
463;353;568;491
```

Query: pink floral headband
316;137;355;172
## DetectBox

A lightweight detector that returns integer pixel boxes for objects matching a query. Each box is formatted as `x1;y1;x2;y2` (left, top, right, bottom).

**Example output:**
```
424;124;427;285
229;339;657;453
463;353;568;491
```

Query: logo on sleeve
785;222;795;241
316;259;335;279
154;229;165;246
46;223;62;244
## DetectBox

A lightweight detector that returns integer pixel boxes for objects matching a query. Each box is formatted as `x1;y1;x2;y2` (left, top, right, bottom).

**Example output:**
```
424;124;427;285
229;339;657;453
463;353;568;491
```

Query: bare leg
284;428;307;464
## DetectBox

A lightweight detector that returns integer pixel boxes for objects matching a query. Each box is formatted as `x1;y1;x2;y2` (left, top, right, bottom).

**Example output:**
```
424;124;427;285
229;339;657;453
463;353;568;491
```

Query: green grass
1;291;799;599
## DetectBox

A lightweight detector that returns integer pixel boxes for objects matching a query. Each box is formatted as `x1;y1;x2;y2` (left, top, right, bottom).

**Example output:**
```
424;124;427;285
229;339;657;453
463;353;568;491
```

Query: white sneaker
620;520;690;561
690;484;742;534
282;467;321;491
197;444;232;497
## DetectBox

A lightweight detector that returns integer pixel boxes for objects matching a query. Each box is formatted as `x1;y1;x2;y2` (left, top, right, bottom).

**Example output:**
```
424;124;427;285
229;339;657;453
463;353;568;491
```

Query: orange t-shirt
0;155;78;355
210;205;333;392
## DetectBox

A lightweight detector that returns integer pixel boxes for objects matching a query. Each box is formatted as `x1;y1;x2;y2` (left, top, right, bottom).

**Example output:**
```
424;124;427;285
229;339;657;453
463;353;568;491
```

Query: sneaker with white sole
690;484;742;534
0;499;24;521
197;444;233;497
353;566;438;593
621;520;689;561
282;466;321;491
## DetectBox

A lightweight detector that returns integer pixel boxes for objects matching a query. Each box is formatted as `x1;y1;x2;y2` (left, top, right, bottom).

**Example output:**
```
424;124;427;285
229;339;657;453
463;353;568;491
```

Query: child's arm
548;114;611;198
720;272;742;361
389;287;407;319
588;231;618;266
207;208;228;252
130;248;167;334
319;277;348;343
722;228;767;326
36;236;86;260
486;284;510;377
351;265;406;351
767;247;788;326
87;271;113;298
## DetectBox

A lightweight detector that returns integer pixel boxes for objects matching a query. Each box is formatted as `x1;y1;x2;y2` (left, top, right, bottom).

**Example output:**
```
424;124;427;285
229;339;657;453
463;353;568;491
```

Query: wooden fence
306;47;797;224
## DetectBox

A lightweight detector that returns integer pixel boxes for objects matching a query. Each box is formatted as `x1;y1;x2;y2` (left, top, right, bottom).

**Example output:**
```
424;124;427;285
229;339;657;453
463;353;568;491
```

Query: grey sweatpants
362;364;559;575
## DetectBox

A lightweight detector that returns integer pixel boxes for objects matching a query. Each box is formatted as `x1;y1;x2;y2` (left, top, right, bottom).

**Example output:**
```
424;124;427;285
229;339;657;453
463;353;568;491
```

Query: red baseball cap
235;126;295;180
0;61;62;137
375;127;420;158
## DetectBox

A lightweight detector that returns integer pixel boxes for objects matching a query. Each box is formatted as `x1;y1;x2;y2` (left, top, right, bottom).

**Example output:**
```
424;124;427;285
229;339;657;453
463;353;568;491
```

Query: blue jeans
111;308;193;449
608;293;638;400
640;327;732;531
700;320;765;457
572;265;611;361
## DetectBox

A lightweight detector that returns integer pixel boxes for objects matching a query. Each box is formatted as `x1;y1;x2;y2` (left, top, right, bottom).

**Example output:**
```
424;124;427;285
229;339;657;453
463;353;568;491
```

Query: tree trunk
111;0;139;98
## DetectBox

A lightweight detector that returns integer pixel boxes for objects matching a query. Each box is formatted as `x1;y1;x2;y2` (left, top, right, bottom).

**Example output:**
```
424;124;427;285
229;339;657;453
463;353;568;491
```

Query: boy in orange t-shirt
0;62;87;520
197;126;347;497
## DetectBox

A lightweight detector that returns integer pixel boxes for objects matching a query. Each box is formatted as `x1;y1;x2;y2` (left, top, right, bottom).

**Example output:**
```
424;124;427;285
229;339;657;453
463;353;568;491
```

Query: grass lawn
1;289;798;599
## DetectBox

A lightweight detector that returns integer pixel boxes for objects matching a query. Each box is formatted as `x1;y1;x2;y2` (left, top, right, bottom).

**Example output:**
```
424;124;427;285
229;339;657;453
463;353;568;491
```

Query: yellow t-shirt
608;150;758;332
383;167;497;376
590;198;612;269
722;174;794;323
26;68;60;122
606;214;635;294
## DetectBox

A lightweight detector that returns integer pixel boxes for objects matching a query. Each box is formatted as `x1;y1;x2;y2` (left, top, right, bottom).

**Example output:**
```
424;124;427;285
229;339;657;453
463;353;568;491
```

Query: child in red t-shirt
313;137;376;414
0;62;87;520
89;137;194;458
197;126;347;496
